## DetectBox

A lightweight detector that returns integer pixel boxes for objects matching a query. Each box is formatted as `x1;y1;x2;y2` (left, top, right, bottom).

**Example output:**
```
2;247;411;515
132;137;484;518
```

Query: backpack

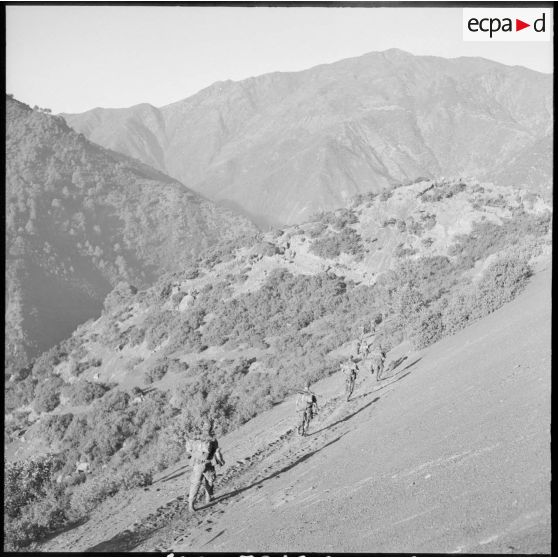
190;438;213;462
296;392;314;412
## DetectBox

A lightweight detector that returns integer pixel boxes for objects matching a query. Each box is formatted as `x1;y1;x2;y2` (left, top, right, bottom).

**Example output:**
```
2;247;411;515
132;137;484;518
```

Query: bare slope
38;262;551;553
5;96;257;374
64;49;552;225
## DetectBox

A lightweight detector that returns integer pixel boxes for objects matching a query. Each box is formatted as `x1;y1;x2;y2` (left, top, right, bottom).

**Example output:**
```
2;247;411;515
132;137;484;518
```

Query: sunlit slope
39;262;550;553
172;265;551;553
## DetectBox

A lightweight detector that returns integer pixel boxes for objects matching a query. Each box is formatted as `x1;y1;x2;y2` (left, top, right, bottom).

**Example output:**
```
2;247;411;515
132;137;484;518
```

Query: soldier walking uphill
296;383;319;436
369;346;387;380
343;356;359;401
186;420;225;513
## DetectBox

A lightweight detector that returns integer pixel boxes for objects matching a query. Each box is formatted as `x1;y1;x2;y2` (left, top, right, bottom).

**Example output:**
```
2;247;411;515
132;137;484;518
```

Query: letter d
534;13;546;32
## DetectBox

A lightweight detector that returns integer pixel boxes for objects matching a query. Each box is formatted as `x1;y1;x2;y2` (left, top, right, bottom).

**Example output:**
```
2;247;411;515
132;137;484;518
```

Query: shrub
331;208;358;230
318;208;358;230
254;241;280;257
144;310;174;349
144;362;168;384
62;380;110;406
103;282;137;313
127;326;146;347
120;468;153;490
5;374;38;412
4;455;67;550
68;473;121;517
103;388;131;409
31;345;67;377
310;234;342;258
310;229;363;259
33;376;65;413
167;359;189;374
409;309;444;349
407;219;424;236
35;413;74;444
420;213;437;229
308;222;327;238
396;219;407;232
5;455;59;520
394;244;417;258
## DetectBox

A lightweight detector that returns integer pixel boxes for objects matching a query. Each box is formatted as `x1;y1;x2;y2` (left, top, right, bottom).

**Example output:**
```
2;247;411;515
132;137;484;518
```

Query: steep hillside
64;49;552;225
5;96;257;375
4;178;551;551
37;259;551;553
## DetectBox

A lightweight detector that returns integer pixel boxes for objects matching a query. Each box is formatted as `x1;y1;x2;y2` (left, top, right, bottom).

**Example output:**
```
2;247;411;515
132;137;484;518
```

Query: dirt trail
39;264;551;553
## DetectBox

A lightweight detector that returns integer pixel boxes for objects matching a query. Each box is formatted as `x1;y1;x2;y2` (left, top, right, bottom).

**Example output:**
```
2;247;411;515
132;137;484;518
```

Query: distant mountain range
5;96;257;374
63;49;553;226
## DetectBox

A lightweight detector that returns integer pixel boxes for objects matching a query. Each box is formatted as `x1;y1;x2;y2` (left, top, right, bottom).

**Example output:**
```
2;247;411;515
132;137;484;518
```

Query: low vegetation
4;181;551;550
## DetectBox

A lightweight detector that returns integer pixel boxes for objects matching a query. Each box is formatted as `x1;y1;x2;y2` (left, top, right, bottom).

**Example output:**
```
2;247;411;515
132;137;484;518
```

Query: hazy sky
6;5;554;114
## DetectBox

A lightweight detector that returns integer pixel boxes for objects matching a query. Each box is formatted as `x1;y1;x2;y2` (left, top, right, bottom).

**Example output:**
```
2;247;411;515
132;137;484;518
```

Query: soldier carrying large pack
296;383;318;437
185;419;225;513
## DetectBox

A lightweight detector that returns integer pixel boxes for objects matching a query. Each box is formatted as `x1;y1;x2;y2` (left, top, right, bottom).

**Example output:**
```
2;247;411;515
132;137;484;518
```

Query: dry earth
39;263;551;553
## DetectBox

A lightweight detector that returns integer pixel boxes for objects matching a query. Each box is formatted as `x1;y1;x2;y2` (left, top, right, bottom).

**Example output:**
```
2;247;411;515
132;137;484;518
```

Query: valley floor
39;263;551;554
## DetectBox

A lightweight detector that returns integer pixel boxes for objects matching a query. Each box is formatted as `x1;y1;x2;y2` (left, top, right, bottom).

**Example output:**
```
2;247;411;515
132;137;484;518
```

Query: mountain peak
63;51;551;226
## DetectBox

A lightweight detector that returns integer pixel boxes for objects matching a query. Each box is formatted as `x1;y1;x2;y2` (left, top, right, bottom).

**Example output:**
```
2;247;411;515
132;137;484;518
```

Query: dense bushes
420;181;466;203
201;270;347;349
35;414;74;444
310;228;364;259
4;454;67;551
4;452;155;551
69;358;102;378
33;376;65;413
449;212;551;270
62;380;111;406
407;251;532;349
5;374;38;413
316;207;358;230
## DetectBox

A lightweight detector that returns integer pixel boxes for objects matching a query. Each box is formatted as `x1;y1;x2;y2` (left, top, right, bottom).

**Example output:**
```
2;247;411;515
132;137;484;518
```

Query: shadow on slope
208;432;348;509
311;397;380;436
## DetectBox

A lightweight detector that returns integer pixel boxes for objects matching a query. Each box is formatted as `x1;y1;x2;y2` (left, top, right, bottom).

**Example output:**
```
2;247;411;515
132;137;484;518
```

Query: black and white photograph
3;2;552;554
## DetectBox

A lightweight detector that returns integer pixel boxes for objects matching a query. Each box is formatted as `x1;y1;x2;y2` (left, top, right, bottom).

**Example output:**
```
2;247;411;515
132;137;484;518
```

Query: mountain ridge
63;49;552;226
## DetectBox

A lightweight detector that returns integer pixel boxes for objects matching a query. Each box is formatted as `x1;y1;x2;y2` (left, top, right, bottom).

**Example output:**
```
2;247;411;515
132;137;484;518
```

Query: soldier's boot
377;362;384;381
204;480;214;504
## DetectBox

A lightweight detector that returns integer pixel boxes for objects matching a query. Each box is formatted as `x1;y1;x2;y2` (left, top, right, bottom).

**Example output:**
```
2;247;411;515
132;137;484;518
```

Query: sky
6;5;554;114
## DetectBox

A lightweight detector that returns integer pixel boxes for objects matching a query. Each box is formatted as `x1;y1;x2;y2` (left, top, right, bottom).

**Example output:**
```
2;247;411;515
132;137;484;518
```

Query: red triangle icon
516;19;530;31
